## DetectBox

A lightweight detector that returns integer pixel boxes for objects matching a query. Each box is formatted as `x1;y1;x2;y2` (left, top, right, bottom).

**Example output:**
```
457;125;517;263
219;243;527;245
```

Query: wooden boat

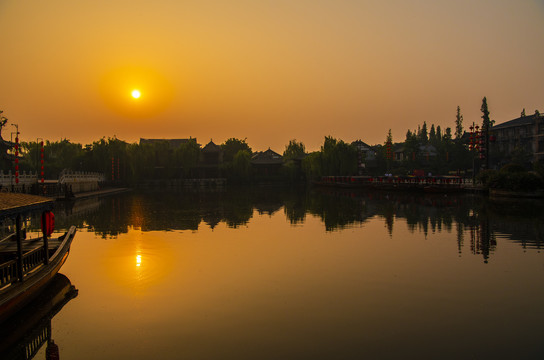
0;193;76;323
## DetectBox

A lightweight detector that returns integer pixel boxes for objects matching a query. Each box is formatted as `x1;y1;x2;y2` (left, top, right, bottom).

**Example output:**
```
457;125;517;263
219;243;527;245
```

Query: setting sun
131;89;141;99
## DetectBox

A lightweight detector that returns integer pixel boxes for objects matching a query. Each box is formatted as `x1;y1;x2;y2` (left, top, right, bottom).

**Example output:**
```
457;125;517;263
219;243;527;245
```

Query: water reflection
99;228;175;295
0;274;77;360
44;188;544;359
51;187;544;263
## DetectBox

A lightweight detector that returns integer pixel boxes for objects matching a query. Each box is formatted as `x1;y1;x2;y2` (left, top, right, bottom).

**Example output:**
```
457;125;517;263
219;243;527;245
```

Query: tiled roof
251;149;283;165
0;193;54;218
202;141;222;153
139;138;197;148
493;114;540;130
351;140;371;149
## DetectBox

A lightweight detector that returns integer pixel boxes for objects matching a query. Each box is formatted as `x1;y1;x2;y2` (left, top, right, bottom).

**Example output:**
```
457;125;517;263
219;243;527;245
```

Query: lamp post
37;138;44;185
11;124;19;185
469;122;480;184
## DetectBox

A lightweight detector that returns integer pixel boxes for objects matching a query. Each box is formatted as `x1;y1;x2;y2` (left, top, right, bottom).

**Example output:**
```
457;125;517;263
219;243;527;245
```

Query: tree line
2;97;541;184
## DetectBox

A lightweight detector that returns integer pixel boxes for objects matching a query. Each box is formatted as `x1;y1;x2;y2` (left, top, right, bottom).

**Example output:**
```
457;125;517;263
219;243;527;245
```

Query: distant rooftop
139;138;197;148
351;140;372;149
493;113;541;130
202;140;222;153
251;148;283;165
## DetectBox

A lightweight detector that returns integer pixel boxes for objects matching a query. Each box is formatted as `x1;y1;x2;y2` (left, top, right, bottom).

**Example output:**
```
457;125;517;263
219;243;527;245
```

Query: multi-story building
491;113;544;165
351;140;376;172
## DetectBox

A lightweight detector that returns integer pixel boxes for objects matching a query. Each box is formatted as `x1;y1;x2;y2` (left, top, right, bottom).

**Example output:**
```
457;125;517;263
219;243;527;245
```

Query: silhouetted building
251;148;283;180
351;140;376;172
394;144;437;162
0;130;15;171
491;113;544;165
198;140;223;178
200;140;223;165
139;138;197;148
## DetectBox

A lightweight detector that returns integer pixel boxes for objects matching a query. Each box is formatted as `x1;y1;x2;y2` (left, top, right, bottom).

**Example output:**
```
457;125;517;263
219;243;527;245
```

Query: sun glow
99;65;175;120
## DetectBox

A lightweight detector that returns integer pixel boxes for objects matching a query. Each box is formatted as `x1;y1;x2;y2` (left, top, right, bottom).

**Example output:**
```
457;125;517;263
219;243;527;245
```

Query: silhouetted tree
0;110;7;129
232;150;251;182
419;121;428;143
176;139;200;177
455;106;464;139
221;138;252;163
429;124;436;143
481;97;491;169
283;139;305;160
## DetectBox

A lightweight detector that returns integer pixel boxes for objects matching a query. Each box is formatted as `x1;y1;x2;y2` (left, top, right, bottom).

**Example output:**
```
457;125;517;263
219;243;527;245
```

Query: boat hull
0;226;76;323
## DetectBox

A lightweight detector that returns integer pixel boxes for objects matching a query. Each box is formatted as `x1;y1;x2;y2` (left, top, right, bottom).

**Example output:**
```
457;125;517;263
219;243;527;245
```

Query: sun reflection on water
101;227;174;296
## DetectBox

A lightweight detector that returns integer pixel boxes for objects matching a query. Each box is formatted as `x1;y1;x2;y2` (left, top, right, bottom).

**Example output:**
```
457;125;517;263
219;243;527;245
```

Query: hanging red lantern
41;211;55;236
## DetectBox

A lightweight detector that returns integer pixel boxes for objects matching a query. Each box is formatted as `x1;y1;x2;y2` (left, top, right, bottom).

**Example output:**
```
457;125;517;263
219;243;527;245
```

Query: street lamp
11;124;19;185
37;138;43;183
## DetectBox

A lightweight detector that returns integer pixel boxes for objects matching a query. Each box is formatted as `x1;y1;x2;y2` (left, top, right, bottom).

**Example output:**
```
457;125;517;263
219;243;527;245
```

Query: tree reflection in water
50;187;544;262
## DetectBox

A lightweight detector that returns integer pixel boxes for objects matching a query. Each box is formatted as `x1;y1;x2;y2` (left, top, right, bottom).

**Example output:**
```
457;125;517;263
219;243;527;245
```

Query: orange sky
0;0;543;152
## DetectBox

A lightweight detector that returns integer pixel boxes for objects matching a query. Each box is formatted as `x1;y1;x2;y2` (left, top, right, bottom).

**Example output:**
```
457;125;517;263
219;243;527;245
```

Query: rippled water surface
9;188;544;359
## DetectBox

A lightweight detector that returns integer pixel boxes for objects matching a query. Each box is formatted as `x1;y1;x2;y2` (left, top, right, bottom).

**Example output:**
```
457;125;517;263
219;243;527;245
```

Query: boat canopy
0;193;54;221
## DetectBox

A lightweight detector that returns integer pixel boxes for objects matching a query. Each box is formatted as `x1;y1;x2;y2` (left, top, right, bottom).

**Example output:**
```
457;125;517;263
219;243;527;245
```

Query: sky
0;0;543;152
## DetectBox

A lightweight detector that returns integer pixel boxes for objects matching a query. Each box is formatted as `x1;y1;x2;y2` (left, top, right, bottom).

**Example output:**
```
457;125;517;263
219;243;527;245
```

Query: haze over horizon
1;0;543;152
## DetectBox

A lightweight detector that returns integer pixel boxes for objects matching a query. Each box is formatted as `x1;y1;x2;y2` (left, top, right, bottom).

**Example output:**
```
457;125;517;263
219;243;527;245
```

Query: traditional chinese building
139;137;197;148
251;148;283;180
0;128;15;171
198;140;223;178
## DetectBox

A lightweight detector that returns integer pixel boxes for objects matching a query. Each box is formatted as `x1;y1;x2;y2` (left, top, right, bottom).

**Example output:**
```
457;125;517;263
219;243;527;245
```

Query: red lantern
41;211;55;236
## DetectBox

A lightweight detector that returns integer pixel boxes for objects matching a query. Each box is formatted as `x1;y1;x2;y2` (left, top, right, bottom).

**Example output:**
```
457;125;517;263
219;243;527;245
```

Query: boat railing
0;259;18;288
22;246;46;274
0;246;48;289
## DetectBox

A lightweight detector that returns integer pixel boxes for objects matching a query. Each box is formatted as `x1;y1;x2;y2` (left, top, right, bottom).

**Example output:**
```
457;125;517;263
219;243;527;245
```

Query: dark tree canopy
455;106;463;139
221;138;252;163
283;139;305;160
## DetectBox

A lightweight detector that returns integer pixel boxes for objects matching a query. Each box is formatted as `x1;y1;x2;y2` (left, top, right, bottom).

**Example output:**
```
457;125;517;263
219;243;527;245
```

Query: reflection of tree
310;188;544;262
49;187;544;262
307;189;371;231
484;197;544;250
469;218;496;264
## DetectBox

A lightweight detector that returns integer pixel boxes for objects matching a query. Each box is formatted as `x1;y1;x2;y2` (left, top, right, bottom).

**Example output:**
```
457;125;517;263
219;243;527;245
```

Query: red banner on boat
41;211;55;236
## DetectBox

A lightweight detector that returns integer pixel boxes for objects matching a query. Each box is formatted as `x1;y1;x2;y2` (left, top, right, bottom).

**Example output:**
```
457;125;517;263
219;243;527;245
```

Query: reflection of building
491;113;544;164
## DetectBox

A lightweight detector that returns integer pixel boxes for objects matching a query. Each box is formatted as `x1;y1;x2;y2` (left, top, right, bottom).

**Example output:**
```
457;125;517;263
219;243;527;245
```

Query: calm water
5;188;544;359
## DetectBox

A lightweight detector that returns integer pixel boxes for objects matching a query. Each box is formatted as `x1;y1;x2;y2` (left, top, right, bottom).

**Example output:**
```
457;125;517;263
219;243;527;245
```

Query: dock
68;187;131;200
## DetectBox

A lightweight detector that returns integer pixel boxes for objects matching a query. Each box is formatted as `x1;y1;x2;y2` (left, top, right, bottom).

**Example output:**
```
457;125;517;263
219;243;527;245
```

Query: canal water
9;188;544;359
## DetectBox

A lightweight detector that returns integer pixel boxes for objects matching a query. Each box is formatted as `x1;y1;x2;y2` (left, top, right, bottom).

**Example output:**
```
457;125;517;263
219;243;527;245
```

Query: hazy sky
1;0;543;152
